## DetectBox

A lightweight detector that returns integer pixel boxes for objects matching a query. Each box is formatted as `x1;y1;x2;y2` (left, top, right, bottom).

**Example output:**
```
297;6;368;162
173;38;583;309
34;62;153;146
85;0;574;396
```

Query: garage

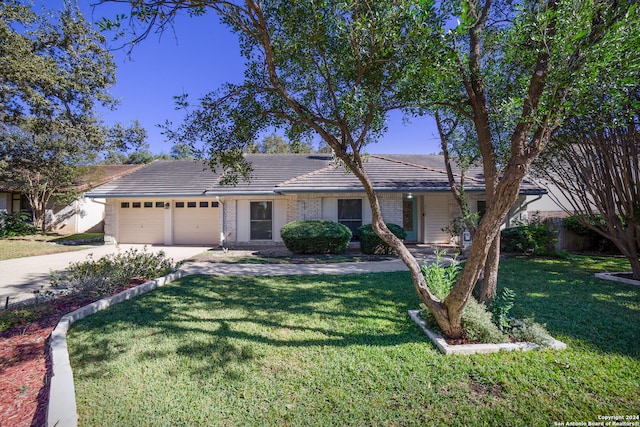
173;200;220;245
118;201;165;244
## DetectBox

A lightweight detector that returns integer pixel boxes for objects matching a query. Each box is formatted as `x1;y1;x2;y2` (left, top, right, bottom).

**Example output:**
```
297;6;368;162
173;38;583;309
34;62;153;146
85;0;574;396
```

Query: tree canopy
0;0;149;229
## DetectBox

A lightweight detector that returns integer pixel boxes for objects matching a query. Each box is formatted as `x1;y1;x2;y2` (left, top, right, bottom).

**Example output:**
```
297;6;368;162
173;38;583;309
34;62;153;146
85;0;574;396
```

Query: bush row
281;220;407;255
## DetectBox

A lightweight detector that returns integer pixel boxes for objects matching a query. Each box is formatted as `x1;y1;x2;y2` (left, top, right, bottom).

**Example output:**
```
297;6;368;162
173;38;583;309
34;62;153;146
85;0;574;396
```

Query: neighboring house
85;154;546;247
0;165;143;235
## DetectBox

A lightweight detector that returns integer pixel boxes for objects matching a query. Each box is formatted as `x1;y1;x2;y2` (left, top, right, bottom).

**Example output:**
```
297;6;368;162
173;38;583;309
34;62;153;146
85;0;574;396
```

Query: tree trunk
630;257;640;281
479;233;500;302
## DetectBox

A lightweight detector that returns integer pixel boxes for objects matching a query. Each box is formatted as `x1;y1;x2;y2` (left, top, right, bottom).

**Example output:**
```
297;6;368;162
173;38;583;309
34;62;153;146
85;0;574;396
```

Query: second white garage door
173;201;220;245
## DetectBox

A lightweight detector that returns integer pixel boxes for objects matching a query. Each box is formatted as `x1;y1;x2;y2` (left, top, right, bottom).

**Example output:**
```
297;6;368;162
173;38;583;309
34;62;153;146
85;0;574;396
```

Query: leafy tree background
0;0;151;230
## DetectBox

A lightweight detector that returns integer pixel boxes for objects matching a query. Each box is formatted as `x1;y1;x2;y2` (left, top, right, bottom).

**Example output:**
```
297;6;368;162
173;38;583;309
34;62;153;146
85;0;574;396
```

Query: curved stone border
595;272;640;287
47;270;187;427
408;310;567;355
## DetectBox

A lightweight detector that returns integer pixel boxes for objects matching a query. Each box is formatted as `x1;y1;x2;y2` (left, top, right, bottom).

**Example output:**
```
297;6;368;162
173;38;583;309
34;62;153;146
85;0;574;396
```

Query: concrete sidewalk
182;259;408;276
0;244;211;306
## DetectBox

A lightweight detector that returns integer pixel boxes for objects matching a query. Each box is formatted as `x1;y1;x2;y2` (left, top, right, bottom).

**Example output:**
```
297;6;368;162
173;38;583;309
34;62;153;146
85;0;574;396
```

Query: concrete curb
47;270;187;427
45;260;407;426
407;310;567;355
595;272;640;287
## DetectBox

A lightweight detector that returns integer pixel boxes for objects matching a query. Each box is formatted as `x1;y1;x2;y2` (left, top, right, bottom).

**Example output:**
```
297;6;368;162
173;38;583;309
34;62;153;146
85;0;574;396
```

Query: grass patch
68;257;640;426
50;232;104;243
0;235;95;261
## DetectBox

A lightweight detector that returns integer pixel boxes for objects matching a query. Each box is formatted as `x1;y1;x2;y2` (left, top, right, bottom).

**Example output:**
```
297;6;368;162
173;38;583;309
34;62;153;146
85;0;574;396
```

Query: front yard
67;256;640;426
0;233;103;261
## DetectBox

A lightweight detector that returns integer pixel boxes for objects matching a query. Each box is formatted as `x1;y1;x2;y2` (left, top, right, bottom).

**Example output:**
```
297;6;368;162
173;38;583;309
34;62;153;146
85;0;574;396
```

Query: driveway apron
0;245;210;306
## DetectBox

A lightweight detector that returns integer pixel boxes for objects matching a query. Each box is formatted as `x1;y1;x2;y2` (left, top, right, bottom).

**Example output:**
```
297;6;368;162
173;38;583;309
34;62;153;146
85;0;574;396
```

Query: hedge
280;220;352;254
358;223;407;254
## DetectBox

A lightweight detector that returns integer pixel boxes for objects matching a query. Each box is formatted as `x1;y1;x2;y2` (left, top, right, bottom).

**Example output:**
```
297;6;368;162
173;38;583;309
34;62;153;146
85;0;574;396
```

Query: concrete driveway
0;244;211;306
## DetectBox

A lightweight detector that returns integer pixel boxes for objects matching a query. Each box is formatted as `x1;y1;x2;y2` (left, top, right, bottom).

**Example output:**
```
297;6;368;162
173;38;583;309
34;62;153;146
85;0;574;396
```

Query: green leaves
0;0;116;141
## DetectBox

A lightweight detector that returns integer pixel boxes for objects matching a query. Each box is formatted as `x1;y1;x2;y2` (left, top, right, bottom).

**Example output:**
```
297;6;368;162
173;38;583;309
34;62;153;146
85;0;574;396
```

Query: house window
250;201;272;240
338;199;362;239
121;202;130;208
187;201;197;208
155;202;165;208
200;202;209;208
211;202;219;208
176;202;185;208
132;202;141;208
144;202;153;208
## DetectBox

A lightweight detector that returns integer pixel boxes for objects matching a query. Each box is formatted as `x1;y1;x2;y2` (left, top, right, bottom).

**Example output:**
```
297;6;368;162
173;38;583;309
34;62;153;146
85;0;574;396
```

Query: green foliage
508;318;555;348
0;302;54;332
489;287;516;333
50;247;180;298
563;214;608;236
460;298;510;344
246;133;314;154
501;222;557;256
358;223;406;255
421;249;460;300
280;220;352;254
0;1;145;229
0;0;117;140
0;211;38;237
563;214;619;254
420;298;509;344
421;259;555;346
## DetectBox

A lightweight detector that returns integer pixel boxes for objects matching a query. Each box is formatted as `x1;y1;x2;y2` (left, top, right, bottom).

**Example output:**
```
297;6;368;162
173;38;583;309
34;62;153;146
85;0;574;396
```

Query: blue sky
81;2;443;156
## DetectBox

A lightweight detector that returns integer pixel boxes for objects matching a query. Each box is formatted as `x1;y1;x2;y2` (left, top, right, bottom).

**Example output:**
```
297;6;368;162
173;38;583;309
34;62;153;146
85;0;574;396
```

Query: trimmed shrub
0;211;38;237
280;220;352;254
358;223;407;254
501;224;557;255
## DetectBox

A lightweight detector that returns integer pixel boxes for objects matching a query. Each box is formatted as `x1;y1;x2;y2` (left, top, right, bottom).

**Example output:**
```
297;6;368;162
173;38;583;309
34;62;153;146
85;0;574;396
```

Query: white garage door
119;201;165;244
173;200;220;245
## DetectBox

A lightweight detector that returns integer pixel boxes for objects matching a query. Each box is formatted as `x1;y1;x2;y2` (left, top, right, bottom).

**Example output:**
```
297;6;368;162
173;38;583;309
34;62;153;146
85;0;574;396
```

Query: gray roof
86;154;545;198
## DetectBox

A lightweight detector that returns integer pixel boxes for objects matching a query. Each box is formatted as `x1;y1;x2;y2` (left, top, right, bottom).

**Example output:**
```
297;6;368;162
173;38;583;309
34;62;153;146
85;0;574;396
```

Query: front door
403;197;418;242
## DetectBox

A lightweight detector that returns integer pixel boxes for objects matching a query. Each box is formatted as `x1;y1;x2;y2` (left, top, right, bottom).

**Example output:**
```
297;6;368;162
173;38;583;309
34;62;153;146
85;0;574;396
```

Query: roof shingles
85;154;545;197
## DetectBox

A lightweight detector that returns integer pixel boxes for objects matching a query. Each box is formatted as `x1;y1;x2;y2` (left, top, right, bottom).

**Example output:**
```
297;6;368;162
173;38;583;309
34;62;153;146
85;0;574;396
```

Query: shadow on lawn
70;272;425;380
69;258;640;383
499;257;640;359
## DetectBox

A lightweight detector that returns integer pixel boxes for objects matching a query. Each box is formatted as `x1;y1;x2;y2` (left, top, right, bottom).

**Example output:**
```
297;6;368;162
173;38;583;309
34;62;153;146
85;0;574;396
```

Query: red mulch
0;280;146;427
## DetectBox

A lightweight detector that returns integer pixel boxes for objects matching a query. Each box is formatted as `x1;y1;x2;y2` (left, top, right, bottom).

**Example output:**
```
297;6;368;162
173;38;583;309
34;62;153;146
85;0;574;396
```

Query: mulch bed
0;281;145;427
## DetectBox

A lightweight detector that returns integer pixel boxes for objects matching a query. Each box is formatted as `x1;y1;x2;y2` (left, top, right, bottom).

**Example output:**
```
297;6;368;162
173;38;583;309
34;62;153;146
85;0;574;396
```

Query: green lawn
68;256;640;426
0;234;98;260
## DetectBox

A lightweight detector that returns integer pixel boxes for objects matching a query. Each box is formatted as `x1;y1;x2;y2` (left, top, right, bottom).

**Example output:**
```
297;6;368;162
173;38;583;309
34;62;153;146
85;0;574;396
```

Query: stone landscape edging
47;269;187;427
595;272;640;287
407;310;567;355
